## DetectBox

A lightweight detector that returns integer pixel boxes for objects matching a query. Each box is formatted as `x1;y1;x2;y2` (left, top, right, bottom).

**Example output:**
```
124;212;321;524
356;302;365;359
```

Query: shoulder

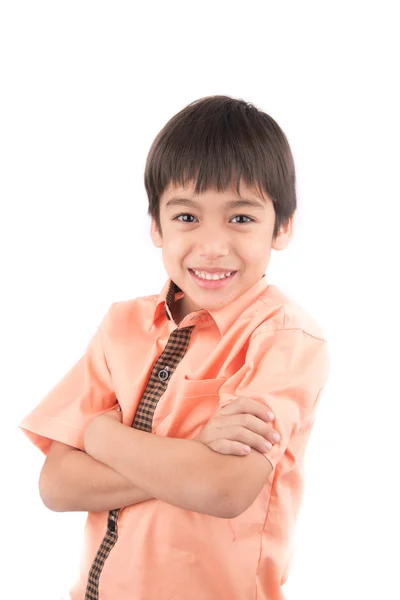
254;284;328;342
100;293;160;335
246;285;330;393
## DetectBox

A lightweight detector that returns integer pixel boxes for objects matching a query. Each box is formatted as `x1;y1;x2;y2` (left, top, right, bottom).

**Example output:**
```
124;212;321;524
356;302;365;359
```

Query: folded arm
39;440;154;512
84;416;272;518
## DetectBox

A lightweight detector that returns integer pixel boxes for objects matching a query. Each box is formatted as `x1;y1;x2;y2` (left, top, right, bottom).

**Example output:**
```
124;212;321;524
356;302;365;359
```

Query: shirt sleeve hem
18;413;83;455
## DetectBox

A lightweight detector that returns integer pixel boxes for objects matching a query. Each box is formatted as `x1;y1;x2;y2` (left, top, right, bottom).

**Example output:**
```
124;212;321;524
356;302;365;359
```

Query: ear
271;213;295;251
150;217;163;248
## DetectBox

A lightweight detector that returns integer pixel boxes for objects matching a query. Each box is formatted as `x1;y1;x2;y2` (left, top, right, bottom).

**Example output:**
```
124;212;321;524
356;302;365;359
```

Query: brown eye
174;214;198;223
231;215;254;224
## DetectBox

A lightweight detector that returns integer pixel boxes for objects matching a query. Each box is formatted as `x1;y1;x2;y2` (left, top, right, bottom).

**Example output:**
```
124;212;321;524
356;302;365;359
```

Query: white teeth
192;269;232;280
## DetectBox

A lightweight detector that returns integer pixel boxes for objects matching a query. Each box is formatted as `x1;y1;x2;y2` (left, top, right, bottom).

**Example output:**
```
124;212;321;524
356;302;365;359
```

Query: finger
217;425;274;455
214;412;280;445
209;439;252;456
237;396;275;421
234;413;280;444
218;396;275;422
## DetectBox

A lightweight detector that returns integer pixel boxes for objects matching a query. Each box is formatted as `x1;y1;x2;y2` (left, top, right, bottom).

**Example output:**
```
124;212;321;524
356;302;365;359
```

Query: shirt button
158;367;170;382
108;516;116;532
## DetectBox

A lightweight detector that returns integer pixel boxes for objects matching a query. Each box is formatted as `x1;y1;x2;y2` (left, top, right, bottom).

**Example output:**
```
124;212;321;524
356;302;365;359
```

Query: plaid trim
132;325;194;431
165;280;181;314
84;513;118;600
84;280;194;599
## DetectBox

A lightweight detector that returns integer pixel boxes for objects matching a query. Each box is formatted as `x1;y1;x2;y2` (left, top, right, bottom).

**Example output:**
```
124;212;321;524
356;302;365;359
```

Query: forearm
40;446;153;513
84;420;229;517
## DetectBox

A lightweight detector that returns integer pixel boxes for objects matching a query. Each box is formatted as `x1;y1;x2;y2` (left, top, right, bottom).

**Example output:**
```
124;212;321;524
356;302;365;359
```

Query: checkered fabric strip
84;517;118;599
132;325;195;431
84;281;194;598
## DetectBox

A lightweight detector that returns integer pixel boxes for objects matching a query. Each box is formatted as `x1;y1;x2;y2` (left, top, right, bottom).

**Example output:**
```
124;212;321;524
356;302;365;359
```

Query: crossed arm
37;325;325;520
39;414;272;519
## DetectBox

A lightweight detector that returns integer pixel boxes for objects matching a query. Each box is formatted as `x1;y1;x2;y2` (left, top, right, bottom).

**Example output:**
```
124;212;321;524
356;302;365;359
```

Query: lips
189;268;237;279
188;268;238;289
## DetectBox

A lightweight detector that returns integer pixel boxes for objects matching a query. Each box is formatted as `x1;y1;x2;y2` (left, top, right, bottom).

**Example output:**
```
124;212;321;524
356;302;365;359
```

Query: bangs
144;95;296;237
161;135;271;203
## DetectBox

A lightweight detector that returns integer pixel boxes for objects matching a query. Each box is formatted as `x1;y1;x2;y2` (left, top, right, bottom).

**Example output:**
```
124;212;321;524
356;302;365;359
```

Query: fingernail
267;411;275;420
272;433;280;442
265;441;272;450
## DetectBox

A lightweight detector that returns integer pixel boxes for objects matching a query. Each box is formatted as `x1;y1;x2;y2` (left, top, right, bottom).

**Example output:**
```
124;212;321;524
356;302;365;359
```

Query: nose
196;225;230;259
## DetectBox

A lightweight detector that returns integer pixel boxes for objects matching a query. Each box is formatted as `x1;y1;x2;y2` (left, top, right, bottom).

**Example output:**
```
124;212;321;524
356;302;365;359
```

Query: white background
2;1;399;598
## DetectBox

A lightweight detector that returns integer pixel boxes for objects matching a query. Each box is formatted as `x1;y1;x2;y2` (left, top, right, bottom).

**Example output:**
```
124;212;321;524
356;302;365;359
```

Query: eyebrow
165;197;266;211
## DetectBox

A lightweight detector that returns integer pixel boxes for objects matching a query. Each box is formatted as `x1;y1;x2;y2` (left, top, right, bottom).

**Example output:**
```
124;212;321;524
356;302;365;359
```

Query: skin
150;180;295;321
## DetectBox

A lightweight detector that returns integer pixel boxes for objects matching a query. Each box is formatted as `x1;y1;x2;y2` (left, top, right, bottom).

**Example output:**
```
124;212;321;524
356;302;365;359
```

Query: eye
231;215;255;224
172;213;255;225
174;213;198;223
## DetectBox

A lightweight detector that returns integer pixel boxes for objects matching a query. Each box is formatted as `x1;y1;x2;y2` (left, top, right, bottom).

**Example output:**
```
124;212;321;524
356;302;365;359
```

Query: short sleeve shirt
19;274;330;600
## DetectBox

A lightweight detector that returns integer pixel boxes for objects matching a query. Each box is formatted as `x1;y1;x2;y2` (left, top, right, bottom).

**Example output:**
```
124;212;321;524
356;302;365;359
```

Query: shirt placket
84;317;195;599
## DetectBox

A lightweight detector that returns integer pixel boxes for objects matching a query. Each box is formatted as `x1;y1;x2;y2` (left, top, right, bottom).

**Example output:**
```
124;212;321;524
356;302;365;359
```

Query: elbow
38;479;54;511
208;451;274;519
217;488;255;518
38;471;56;511
190;475;239;519
202;460;247;519
39;466;66;512
212;475;258;519
211;483;243;519
220;494;247;519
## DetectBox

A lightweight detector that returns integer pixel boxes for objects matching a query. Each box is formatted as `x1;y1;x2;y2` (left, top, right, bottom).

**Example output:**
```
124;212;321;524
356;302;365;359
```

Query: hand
194;396;280;456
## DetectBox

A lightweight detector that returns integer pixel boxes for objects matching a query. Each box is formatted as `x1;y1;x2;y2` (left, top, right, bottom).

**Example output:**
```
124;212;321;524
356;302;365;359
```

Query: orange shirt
19;274;330;600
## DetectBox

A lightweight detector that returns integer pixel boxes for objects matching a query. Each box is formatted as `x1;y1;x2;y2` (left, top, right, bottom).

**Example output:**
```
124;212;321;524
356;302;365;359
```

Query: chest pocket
153;376;228;439
179;376;227;398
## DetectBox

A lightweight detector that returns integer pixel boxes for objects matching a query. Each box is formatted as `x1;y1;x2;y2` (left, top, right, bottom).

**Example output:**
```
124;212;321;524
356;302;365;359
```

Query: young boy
19;95;330;599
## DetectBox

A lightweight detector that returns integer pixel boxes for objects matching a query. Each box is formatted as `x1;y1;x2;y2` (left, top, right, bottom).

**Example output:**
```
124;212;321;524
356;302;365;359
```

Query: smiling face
150;180;294;321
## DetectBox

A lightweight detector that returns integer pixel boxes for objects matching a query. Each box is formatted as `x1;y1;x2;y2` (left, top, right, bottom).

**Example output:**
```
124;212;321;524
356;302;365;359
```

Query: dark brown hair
144;95;296;240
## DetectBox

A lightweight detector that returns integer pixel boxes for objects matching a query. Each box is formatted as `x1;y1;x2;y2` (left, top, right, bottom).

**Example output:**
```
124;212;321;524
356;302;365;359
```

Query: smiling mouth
188;268;237;280
188;268;238;288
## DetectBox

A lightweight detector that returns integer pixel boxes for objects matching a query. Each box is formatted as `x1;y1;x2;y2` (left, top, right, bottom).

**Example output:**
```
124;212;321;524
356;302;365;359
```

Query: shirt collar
150;274;269;337
151;279;184;328
209;273;269;336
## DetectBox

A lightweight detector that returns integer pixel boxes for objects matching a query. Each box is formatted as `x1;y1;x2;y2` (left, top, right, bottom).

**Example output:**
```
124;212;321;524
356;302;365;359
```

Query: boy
19;95;330;599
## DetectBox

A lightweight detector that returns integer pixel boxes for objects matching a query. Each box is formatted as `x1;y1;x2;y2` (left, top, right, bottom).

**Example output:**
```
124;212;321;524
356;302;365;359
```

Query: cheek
162;237;187;259
239;234;265;256
240;237;271;267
